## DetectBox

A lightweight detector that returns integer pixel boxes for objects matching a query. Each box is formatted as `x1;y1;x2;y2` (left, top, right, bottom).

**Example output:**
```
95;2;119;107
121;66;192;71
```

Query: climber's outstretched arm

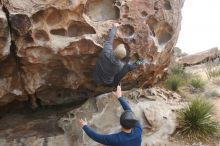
113;85;142;130
103;23;119;52
79;119;118;145
113;85;132;111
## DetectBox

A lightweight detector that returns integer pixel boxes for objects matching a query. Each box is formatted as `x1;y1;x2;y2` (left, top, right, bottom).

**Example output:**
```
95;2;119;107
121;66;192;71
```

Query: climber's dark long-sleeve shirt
93;26;123;85
82;96;142;146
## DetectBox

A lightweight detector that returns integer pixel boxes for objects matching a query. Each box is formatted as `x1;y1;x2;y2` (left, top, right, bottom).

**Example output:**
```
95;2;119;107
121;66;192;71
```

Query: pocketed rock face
0;0;183;106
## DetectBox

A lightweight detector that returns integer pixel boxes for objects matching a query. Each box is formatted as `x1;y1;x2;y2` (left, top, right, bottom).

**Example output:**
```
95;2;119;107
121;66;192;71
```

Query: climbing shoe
134;59;144;66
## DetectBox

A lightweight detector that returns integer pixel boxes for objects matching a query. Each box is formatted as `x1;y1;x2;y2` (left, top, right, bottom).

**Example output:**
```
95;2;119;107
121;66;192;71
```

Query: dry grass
205;58;220;79
212;77;220;86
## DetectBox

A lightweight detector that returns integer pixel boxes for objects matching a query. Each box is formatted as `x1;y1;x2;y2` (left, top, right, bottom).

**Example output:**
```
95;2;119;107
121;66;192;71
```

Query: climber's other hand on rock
79;118;87;128
113;85;122;99
113;23;120;28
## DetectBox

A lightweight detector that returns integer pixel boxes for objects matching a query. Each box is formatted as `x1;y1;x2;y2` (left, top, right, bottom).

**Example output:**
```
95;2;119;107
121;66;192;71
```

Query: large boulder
58;87;184;146
177;47;220;65
0;87;185;146
0;0;183;106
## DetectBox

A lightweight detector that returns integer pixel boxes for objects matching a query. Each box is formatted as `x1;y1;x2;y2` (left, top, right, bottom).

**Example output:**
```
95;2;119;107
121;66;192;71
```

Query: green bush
190;78;205;89
169;64;185;76
164;75;182;91
177;98;220;141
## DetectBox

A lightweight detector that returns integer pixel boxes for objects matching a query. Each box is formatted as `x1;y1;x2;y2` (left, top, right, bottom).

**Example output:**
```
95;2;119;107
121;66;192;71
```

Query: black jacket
93;26;123;85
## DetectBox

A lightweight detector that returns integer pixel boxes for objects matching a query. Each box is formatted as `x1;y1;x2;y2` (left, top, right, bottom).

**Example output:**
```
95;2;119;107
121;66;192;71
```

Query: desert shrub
190;77;205;89
169;63;185;76
164;74;183;91
205;58;220;79
164;64;187;91
177;98;220;141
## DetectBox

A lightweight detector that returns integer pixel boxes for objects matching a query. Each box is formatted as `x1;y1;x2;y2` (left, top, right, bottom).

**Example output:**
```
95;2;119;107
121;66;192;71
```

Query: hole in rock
57;93;62;98
11;14;31;34
50;28;67;36
69;113;75;118
115;1;121;7
34;29;49;41
24;31;34;43
164;0;172;10
0;37;7;49
141;11;148;17
130;38;137;44
156;22;173;45
67;21;96;37
154;6;159;11
0;87;89;140
46;8;62;25
146;17;158;37
154;2;160;11
60;39;102;57
121;5;129;14
32;10;45;23
123;16;134;21
85;0;120;22
37;87;89;107
119;24;134;37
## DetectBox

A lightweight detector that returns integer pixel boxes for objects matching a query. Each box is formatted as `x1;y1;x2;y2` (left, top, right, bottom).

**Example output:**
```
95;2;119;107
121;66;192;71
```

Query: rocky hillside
0;0;184;108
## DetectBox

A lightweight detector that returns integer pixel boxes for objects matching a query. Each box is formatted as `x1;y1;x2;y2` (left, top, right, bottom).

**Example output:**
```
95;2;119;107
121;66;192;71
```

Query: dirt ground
175;64;220;146
212;98;220;118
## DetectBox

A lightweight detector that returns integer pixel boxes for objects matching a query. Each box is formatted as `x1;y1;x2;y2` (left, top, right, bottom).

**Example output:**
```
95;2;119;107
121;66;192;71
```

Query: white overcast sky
176;0;220;54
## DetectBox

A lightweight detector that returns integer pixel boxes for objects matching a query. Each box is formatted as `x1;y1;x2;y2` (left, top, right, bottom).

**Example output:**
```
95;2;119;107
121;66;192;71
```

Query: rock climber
79;85;142;146
93;23;143;87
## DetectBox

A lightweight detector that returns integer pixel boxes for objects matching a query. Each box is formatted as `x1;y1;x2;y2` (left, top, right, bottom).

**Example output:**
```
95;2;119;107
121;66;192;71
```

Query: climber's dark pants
108;63;136;87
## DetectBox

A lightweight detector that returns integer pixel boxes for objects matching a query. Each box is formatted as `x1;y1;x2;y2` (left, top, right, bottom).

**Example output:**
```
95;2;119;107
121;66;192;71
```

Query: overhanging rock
0;0;183;106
